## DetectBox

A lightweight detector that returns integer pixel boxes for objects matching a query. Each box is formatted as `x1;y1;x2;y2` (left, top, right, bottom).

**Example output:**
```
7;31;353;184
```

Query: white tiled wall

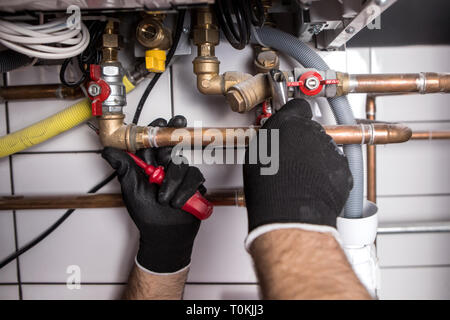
0;34;449;299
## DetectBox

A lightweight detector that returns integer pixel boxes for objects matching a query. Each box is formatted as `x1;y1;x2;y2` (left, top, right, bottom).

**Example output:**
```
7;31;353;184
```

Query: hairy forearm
250;229;372;300
123;265;189;300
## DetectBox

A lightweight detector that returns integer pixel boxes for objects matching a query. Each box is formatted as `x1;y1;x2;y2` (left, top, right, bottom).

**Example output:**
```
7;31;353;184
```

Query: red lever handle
127;152;213;220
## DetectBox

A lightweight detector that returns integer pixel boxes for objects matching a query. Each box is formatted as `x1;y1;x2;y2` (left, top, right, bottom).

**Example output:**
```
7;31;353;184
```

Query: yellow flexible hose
0;76;135;158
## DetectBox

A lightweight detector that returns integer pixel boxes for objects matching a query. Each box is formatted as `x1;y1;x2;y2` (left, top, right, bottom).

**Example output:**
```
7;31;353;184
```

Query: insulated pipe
143;124;412;147
0;84;84;101
0;76;136;158
0;98;92;158
0;189;246;210
254;26;364;218
338;72;450;95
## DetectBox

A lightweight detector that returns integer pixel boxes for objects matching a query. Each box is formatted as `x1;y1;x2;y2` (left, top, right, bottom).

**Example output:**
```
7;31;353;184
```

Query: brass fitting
192;6;272;112
254;47;279;73
192;7;219;50
136;14;172;73
136;15;172;50
98;114;150;152
226;73;271;113
102;20;122;63
192;6;223;95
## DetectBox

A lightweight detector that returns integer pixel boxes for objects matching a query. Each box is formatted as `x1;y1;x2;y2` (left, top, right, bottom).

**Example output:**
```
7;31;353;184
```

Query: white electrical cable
0;17;90;60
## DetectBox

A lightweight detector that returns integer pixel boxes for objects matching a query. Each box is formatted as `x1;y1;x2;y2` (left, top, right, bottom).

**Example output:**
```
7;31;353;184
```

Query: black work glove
243;99;353;244
102;116;206;273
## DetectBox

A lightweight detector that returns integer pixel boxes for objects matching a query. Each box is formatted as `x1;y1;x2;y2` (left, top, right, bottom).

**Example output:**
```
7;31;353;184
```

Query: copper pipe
411;131;450;140
146;123;412;147
0;189;246;210
366;96;376;203
338;72;450;95
0;84;84;101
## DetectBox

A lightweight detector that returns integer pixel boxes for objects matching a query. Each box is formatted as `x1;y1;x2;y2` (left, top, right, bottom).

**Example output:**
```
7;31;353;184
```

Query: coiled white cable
0;18;90;60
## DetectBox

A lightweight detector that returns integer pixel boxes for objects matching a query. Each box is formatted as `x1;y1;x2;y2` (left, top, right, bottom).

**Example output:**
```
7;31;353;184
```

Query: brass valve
136;14;172;73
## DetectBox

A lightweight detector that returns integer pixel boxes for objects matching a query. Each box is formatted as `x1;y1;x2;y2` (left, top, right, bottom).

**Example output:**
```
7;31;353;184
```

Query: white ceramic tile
7;65;61;86
0;102;6;135
0;285;19;300
371;46;450;74
184;284;260;300
406;121;450;131
172;40;258;127
180;149;245;188
189;206;256;283
22;284;125;300
371;46;450;122
376;139;450;196
379;267;450;300
123;72;172;126
377;195;450;223
377;233;450;267
0;211;18;283
12;153;136;283
0;150;17;283
376;94;450;123
17;208;138;283
12;153;121;194
198;163;243;189
345;48;371;74
319;50;347;71
0;156;10;194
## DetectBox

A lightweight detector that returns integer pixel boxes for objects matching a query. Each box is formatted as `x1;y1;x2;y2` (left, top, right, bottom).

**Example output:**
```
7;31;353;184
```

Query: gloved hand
243;99;353;247
102;116;206;273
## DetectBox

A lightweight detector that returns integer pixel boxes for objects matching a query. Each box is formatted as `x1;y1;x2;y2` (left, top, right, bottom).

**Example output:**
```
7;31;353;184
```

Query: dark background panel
348;0;450;47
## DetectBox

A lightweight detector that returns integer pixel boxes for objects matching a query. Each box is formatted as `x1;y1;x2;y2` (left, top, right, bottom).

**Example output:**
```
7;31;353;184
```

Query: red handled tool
127;152;213;220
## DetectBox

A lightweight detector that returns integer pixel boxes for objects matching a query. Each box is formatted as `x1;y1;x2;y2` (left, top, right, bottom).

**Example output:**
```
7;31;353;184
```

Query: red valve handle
287;72;340;97
87;64;111;116
127;152;213;220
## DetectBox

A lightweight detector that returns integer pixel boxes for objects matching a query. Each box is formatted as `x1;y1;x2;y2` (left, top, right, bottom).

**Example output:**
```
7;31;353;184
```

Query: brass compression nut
102;20;122;63
193;8;219;47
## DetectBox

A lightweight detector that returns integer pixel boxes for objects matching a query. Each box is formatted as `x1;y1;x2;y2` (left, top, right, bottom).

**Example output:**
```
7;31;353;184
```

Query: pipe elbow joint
196;73;223;95
98;114;149;152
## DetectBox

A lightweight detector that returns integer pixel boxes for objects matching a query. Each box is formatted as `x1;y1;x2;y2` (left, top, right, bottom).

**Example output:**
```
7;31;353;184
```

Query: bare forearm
123;265;189;300
250;229;372;300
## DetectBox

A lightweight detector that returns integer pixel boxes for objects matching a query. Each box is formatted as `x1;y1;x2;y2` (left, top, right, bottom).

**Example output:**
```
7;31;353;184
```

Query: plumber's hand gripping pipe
127;152;214;220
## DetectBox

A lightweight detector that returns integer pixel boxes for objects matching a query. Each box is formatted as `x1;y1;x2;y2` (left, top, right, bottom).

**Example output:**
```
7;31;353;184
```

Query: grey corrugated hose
253;26;364;218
